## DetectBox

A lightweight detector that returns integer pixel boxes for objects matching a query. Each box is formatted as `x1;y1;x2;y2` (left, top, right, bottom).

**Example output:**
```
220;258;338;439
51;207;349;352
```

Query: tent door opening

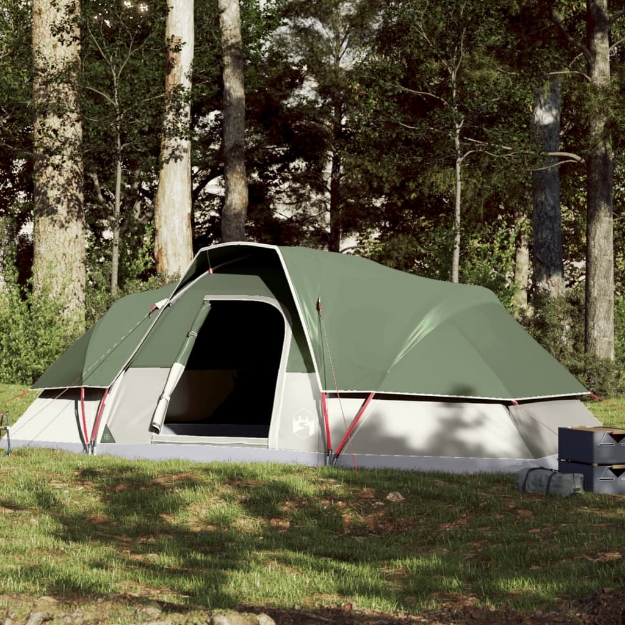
159;298;286;439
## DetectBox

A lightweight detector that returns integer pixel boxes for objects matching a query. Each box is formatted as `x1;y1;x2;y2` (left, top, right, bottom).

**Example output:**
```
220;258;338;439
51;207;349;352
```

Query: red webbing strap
590;392;625;412
334;393;375;460
0;388;31;412
89;387;110;451
321;392;332;455
79;387;90;448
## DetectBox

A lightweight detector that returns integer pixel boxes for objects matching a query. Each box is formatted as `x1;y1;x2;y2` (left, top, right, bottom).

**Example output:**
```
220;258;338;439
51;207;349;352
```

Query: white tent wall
103;368;170;444
507;399;599;458
3;347;601;472
325;397;532;459
324;396;600;471
8;387;106;447
271;372;325;453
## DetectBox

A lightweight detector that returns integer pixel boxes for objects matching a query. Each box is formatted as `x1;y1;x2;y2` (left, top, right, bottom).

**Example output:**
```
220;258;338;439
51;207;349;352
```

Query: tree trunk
513;210;530;317
451;121;462;284
112;132;122;296
111;71;122;297
328;99;343;253
31;0;85;321
219;0;248;242
532;76;565;297
154;0;194;278
328;148;342;253
585;0;614;360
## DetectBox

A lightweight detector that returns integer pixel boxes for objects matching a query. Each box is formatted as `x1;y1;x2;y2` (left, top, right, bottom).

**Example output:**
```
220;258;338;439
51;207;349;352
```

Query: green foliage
520;289;625;398
360;216;516;308
0;268;82;386
0;0;33;231
81;0;169;292
569;353;625;399
460;221;516;307
521;290;584;364
614;295;625;367
360;227;453;281
86;224;169;327
85;223;164;325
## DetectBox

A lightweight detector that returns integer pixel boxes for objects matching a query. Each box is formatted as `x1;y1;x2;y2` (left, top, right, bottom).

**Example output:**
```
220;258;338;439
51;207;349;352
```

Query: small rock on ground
210;611;276;625
25;612;52;625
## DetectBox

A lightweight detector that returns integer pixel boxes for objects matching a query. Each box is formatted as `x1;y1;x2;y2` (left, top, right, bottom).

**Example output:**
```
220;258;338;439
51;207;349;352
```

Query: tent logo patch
100;425;115;444
293;409;315;440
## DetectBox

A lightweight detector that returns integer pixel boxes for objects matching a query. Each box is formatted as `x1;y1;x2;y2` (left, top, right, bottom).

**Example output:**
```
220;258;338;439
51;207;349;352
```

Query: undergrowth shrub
520;287;625;398
0;262;170;385
0;269;82;385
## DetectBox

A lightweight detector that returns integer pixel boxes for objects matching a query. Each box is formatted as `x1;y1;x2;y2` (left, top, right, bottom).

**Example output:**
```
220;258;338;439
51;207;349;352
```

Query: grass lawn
0;384;39;424
1;448;625;614
582;394;625;428
1;385;625;621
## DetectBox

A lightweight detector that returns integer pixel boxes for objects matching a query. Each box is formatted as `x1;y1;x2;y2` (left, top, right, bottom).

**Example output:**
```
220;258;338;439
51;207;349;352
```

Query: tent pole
332;392;375;464
151;300;212;433
321;392;333;464
79;387;90;453
89;387;110;455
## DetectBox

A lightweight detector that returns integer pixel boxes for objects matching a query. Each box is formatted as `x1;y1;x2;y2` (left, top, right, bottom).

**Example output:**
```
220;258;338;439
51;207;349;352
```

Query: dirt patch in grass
1;588;625;625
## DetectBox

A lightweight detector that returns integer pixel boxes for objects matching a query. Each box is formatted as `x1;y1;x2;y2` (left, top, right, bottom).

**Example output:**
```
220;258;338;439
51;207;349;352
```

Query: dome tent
5;243;598;472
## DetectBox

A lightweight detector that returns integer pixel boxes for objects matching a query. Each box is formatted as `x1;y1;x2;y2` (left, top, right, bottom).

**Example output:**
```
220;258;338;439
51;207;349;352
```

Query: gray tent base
1;438;560;473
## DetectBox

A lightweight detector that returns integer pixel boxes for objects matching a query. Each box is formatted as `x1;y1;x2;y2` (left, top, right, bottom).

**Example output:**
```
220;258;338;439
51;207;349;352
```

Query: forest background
1;0;625;397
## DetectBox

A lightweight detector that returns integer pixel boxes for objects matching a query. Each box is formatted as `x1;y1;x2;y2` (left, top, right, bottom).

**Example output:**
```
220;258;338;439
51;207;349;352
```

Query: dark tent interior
164;300;285;438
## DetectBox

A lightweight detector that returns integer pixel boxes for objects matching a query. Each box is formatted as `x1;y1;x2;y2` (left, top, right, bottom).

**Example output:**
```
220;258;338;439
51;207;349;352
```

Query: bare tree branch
393;83;448;105
531;159;582;171
546;0;592;63
610;35;625;51
547;69;591;82
458;149;477;164
89;172;112;208
84;85;116;107
609;8;625;26
465;136;513;150
546;150;584;162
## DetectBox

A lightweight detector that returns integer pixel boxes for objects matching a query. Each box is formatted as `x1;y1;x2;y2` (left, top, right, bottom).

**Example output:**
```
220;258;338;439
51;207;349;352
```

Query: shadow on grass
1;440;624;615
0;357;618;620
